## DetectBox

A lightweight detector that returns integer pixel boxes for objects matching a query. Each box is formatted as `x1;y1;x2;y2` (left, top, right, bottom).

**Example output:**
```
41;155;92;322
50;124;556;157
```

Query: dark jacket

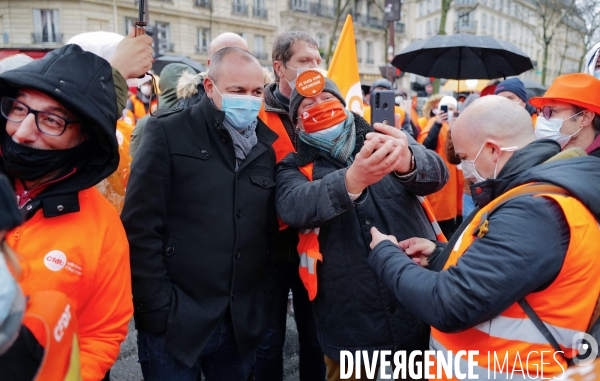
0;44;119;220
275;114;449;360
263;82;301;263
368;140;600;333
121;95;279;367
130;63;192;158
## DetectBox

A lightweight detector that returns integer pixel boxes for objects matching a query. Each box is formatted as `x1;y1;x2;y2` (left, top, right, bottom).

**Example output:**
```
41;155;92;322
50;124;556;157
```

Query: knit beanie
0;176;21;232
494;78;527;102
289;77;346;121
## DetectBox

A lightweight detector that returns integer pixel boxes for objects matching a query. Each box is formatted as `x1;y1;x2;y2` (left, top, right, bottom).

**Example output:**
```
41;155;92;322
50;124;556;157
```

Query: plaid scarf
298;110;356;166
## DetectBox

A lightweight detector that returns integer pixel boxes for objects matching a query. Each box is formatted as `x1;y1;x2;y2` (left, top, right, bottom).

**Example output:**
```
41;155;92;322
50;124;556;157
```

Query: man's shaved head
452;95;536;181
453;95;535;152
208;32;249;58
208;47;261;83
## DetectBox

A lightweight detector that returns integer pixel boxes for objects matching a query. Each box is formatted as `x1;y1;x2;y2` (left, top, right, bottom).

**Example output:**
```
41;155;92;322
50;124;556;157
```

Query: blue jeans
137;315;255;381
463;192;476;217
255;263;326;381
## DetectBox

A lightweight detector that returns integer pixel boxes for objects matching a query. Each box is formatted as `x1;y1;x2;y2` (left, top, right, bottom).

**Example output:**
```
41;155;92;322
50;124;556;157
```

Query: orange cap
529;73;600;115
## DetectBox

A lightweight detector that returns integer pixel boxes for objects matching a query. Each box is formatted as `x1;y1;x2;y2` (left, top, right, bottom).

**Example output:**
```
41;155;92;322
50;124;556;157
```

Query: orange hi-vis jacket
296;163;446;301
23;291;82;381
418;118;463;221
128;94;157;121
429;183;600;380
7;187;133;381
257;105;295;163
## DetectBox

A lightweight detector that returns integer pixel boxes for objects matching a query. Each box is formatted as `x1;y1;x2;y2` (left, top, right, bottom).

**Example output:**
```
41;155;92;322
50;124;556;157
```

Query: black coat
121;95;279;367
275;115;449;361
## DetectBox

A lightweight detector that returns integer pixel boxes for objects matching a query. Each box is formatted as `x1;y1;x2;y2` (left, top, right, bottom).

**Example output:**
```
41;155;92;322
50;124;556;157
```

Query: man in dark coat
369;95;600;378
275;75;449;380
121;47;278;380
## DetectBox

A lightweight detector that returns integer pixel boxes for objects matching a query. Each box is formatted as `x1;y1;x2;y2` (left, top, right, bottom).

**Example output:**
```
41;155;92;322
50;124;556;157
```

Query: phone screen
440;105;448;114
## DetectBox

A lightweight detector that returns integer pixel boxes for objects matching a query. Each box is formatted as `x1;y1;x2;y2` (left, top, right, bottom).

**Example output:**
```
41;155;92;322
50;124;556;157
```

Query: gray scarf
298;110;356;166
223;118;258;170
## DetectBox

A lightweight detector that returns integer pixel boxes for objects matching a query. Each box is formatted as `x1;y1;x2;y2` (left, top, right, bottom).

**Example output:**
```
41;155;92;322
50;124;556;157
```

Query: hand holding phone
371;90;396;126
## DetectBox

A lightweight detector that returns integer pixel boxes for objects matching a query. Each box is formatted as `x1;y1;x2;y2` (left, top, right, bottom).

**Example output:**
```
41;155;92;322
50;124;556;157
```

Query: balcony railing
253;7;268;17
290;0;310;12
32;33;63;44
254;51;268;60
455;20;477;33
366;57;374;64
310;3;335;18
366;16;384;29
455;0;477;7
196;0;211;7
159;42;175;54
394;21;405;34
232;2;249;15
196;45;208;54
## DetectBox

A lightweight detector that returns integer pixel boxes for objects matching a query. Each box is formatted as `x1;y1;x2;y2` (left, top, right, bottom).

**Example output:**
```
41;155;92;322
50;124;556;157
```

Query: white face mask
447;110;454;121
283;66;320;89
140;84;152;97
0;250;24;356
307;120;345;141
461;143;518;184
535;111;583;148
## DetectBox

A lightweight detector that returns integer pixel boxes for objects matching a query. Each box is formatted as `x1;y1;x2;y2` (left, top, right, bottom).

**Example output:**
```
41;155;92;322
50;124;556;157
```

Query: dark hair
573;105;600;132
208;47;261;83
271;31;318;82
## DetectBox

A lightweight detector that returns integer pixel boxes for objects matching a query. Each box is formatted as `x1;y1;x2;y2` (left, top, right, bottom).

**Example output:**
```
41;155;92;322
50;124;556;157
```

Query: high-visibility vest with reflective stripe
257;104;297;230
430;183;600;380
23;291;82;381
296;162;446;300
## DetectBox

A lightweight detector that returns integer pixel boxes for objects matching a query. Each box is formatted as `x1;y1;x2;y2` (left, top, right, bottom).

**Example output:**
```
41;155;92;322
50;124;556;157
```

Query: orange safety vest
296;163;446;301
129;95;157;121
23;291;82;381
429;183;600;380
257;105;295;163
418;118;463;221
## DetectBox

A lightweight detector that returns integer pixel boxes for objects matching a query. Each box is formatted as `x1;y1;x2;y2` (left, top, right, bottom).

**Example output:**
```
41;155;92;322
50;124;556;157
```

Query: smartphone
440;105;448;114
370;90;395;126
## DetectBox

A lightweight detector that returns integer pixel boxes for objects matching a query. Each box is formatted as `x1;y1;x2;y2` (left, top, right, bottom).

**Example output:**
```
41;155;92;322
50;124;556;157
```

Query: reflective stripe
307;257;315;274
431;220;443;236
430;337;533;380
473;316;581;350
300;252;308;268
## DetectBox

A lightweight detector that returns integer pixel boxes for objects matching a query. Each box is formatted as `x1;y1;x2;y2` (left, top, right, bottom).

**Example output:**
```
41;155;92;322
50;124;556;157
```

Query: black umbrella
152;55;205;75
392;33;533;79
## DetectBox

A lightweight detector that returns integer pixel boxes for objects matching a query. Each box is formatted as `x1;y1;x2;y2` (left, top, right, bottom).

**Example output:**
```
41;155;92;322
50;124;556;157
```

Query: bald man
122;47;278;380
176;32;249;107
367;96;600;378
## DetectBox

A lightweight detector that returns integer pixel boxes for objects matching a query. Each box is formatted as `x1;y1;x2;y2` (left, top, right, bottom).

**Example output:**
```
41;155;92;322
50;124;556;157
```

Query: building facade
406;0;587;86
0;0;406;85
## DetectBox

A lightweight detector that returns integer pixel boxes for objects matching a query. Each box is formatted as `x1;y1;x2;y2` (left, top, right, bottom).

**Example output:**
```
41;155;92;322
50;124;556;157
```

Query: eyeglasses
0;97;80;137
540;106;572;120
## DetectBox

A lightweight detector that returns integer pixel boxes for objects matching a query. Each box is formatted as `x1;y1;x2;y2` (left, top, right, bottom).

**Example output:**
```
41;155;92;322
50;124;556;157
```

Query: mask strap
493;146;519;178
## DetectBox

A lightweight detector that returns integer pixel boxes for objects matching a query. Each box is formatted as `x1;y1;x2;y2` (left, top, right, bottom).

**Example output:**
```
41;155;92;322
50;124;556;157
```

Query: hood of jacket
0;44;118;199
584;42;600;75
471;139;600;218
159;63;192;110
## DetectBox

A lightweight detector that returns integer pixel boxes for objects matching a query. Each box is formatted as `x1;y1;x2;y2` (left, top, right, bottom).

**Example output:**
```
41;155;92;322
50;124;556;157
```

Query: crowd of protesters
0;27;599;381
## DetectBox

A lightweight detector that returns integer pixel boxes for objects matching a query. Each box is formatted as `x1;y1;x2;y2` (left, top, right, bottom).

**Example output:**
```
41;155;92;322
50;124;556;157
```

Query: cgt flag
327;15;364;116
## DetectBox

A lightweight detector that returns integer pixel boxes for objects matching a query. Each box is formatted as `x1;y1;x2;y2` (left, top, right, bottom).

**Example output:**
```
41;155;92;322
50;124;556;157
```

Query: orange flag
327;15;364;116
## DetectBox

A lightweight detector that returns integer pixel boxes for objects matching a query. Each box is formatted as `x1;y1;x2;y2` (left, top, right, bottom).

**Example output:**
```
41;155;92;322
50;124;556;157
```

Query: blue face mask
595;70;600;80
308;120;345;141
213;84;263;131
